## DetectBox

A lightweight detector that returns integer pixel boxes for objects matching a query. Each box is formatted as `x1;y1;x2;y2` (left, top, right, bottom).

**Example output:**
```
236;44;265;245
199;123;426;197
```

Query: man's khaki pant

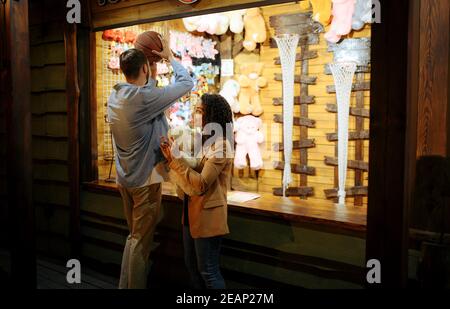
118;183;162;289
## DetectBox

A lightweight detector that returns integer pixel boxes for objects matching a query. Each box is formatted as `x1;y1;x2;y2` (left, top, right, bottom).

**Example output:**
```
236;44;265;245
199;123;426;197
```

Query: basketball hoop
275;34;299;197
329;61;357;206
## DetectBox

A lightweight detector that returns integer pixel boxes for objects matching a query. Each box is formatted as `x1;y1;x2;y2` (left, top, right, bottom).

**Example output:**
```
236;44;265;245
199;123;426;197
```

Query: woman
160;94;233;289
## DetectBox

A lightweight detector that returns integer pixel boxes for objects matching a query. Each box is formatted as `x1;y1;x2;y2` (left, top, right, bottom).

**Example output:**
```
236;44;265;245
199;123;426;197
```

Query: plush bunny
324;0;356;43
352;0;373;30
234;115;264;170
219;79;241;114
243;8;267;51
237;63;267;116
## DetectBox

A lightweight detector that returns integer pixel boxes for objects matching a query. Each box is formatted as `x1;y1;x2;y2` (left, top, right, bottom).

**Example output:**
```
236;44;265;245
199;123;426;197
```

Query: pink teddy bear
234;115;264;170
324;0;356;43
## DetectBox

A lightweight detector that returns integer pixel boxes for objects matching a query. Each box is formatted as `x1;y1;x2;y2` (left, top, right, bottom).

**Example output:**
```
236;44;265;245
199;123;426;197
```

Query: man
107;36;193;289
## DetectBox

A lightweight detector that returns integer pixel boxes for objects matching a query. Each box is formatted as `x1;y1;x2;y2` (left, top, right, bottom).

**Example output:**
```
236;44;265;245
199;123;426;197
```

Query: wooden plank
2;0;35;288
272;186;314;197
354;73;366;206
273;95;315;106
326;131;370;141
416;0;450;156
274;73;317;85
324;156;369;172
273;139;315;151
64;23;81;258
91;0;296;30
366;0;410;288
325;103;370;118
324;64;370;75
273;161;316;176
326;81;370;93
324;186;368;199
299;44;310;191
273;23;323;36
274;50;318;65
273;114;316;128
269;12;313;27
269;34;320;48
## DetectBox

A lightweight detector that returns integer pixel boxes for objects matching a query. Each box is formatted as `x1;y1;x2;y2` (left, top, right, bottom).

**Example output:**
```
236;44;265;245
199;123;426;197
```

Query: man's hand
152;35;173;61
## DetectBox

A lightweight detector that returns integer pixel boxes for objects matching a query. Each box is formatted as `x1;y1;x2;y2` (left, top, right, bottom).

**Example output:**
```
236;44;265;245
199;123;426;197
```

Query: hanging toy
310;0;332;25
324;0;356;43
102;29;115;41
243;8;267;52
352;0;373;30
124;30;137;44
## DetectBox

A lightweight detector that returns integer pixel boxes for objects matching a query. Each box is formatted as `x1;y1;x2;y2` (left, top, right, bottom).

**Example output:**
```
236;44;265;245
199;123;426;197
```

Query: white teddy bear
219;79;240;114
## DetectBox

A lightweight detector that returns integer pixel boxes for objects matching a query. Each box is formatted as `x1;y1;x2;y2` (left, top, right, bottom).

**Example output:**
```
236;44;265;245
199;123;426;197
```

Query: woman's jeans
182;225;225;289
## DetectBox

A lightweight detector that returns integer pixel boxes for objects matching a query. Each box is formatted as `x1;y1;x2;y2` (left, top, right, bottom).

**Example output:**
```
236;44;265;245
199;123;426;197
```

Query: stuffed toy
352;0;373;30
215;14;230;35
183;11;245;35
225;9;246;34
324;0;356;43
182;16;201;32
237;63;267;116
234;115;264;170
113;30;125;43
124;30;137;44
310;0;332;25
243;8;267;52
102;30;115;41
219;79;241;114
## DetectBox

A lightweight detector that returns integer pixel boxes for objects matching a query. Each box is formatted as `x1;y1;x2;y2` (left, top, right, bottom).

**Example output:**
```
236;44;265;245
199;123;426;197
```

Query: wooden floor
37;257;118;289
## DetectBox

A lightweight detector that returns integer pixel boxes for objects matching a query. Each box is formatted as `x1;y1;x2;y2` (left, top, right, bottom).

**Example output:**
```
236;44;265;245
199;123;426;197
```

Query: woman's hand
152;35;174;61
160;136;174;163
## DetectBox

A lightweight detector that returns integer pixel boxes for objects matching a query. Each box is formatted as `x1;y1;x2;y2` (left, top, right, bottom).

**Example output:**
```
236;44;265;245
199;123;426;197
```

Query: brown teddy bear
237;63;267;116
243;8;267;52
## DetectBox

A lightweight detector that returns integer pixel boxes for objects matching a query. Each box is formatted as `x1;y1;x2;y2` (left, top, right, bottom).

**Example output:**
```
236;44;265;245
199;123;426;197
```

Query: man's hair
119;48;148;80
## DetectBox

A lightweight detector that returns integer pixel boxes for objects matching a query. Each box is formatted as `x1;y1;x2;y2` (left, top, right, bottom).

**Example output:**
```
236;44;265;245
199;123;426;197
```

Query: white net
329;62;357;206
275;34;299;196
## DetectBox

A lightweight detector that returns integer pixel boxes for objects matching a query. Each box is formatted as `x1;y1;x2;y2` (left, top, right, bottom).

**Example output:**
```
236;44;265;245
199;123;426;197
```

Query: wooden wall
94;2;371;206
89;0;295;30
29;0;72;258
80;189;367;288
254;3;371;204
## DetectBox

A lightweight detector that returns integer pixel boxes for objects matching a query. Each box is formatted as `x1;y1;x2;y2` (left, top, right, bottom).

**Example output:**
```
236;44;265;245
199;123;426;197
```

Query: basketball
135;31;163;64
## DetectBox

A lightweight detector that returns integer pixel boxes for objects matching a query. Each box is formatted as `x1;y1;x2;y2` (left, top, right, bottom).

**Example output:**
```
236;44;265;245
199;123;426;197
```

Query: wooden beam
273;187;314;197
326;131;370;141
416;0;450;156
354;73;366;206
91;0;296;30
269;12;313;27
326;81;370;93
324;64;370;75
273;114;316;128
366;0;410;288
324;186;368;199
64;23;81;258
2;0;35;288
274;73;316;85
272;161;316;176
324;156;369;172
273;95;315;106
273;139;315;151
325;103;370;118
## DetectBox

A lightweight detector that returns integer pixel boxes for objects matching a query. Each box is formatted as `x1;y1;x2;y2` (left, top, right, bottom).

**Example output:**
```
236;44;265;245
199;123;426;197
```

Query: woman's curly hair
201;94;233;145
